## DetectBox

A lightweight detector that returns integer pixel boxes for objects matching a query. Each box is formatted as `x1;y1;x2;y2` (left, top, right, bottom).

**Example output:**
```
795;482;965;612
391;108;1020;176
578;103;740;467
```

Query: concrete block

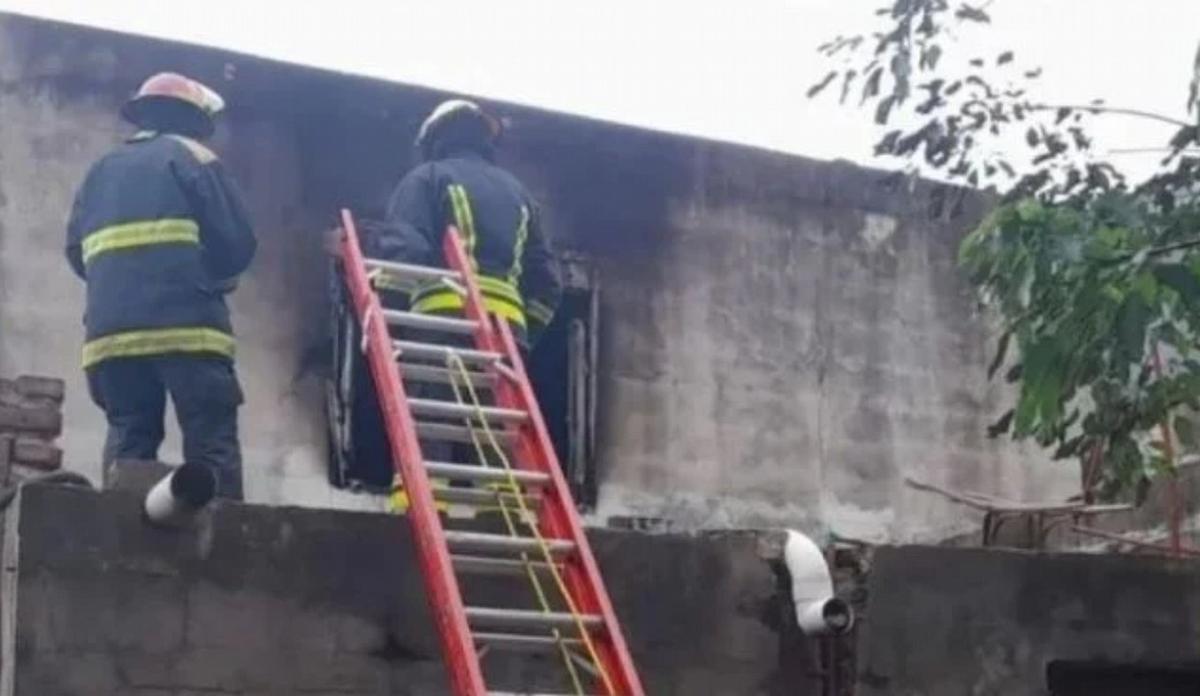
15;375;65;403
0;404;61;437
103;460;171;494
113;651;173;688
857;546;1200;695
11;436;61;470
184;584;284;652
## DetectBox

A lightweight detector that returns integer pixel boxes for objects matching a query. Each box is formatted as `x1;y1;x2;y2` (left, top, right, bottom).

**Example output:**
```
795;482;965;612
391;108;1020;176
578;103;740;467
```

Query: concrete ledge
858;545;1200;695
0;484;812;695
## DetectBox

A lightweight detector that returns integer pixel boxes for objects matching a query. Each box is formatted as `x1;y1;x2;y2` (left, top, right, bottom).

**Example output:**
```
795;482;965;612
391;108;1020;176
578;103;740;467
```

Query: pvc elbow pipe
784;530;855;636
144;463;217;527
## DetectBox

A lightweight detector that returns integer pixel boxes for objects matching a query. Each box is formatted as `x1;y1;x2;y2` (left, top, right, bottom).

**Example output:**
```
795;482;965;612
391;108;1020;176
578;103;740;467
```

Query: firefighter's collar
127;130;159;143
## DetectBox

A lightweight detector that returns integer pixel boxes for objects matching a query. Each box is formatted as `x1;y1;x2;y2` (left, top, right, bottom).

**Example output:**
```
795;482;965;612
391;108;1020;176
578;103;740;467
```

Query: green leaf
875;95;898;124
956;4;991;23
807;71;839;98
862;67;884;103
987;409;1014;438
1175;415;1199;449
1115;293;1150;364
1189;40;1200;114
924;44;943;70
988;330;1012;380
1153;264;1200;306
1131;271;1158;303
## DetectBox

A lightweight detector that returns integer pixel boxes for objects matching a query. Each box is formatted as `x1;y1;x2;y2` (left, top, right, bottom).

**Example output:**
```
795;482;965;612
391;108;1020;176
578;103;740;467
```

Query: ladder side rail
441;227;540;480
441;228;646;696
339;211;487;696
495;318;645;696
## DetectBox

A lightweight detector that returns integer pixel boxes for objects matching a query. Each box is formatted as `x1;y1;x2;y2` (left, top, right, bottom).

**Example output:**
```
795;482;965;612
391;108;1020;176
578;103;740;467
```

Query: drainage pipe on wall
784;529;854;636
144;463;216;527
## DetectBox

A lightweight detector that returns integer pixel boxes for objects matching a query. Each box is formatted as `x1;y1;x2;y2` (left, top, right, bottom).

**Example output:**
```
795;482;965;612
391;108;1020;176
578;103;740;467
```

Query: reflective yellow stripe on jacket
81;219;200;264
509;205;530;284
528;300;554;327
82;327;235;368
447;184;477;270
412;275;526;327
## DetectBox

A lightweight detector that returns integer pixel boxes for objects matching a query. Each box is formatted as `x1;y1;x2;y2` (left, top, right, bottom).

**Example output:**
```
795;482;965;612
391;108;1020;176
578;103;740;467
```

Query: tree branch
1030;103;1194;129
1099;237;1200;265
1109;147;1200;155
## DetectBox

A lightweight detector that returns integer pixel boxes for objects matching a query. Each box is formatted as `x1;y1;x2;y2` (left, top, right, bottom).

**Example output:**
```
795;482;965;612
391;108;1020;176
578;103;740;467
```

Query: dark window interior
327;259;600;510
528;286;597;509
1047;660;1200;696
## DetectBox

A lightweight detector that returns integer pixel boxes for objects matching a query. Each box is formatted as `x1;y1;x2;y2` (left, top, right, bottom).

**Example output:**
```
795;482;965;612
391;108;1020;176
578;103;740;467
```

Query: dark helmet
415;99;502;160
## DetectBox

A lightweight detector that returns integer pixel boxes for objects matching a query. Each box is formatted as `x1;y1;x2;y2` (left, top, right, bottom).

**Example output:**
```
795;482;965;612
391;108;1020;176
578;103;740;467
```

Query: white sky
1;0;1197;179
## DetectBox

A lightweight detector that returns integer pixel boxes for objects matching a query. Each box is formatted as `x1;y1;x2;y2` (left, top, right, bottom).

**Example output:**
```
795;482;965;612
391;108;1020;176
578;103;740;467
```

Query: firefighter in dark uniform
388;98;563;506
66;72;256;499
382;99;562;347
328;99;561;505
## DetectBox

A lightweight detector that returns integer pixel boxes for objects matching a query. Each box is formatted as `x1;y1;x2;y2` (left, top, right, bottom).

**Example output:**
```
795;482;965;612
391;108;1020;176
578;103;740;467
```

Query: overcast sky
1;1;1196;179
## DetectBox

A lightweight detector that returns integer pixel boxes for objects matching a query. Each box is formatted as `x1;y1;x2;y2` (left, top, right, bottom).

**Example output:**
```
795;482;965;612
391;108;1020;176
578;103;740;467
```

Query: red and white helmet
122;72;225;137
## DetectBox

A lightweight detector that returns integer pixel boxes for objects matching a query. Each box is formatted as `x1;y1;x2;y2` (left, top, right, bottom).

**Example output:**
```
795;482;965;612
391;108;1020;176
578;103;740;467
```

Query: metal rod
426;461;549;485
393;340;503;365
472;632;584;652
409;398;529;423
364;257;462;283
383;309;479;334
452;555;562;577
416;422;516;446
465;607;603;631
434;485;541;509
401;364;496;388
445;531;575;556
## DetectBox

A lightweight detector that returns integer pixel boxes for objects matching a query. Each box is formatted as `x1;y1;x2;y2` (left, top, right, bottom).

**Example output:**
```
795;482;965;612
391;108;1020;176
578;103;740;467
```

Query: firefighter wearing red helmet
66;72;256;499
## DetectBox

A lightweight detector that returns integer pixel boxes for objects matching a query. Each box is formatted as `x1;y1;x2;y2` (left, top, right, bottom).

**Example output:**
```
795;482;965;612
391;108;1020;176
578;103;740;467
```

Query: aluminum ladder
335;209;645;696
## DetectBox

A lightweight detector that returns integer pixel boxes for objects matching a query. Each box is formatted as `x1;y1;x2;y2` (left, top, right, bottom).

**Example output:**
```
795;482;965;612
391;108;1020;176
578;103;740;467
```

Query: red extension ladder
335;209;644;696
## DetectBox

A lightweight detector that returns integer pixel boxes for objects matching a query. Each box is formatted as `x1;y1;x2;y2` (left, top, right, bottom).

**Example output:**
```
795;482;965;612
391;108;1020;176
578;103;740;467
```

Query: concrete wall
0;13;1076;540
857;546;1200;695
2;484;815;695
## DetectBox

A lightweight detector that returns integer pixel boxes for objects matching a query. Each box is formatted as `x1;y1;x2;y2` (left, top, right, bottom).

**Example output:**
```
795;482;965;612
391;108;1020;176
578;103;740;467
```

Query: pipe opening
170;462;217;507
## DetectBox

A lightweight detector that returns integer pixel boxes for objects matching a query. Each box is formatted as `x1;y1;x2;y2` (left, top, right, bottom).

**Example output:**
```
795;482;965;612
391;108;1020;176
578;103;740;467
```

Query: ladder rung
445;531;576;557
383;309;479;334
489;692;598;696
394;340;503;365
426;461;550;486
466;607;604;632
401;364;496;389
452;554;561;577
410;399;528;424
473;631;584;652
435;485;541;509
365;257;462;284
416;422;516;446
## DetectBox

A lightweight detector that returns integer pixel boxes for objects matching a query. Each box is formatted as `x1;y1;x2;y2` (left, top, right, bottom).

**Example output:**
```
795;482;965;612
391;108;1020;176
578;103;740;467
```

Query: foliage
812;0;1200;498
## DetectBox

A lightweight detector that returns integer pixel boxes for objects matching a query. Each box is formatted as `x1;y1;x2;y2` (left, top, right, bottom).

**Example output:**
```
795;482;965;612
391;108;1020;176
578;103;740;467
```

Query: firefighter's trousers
87;355;245;500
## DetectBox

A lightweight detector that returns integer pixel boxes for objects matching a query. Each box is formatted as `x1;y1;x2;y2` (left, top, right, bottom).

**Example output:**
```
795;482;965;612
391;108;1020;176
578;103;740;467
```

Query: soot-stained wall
0;13;1073;540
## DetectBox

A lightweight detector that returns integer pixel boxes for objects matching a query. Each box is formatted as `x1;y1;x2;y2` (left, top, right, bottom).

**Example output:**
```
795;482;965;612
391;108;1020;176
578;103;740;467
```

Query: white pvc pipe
783;530;855;636
144;463;217;527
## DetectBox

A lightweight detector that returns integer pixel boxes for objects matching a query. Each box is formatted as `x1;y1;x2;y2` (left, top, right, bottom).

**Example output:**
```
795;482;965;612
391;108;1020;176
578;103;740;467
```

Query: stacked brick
0;375;65;484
